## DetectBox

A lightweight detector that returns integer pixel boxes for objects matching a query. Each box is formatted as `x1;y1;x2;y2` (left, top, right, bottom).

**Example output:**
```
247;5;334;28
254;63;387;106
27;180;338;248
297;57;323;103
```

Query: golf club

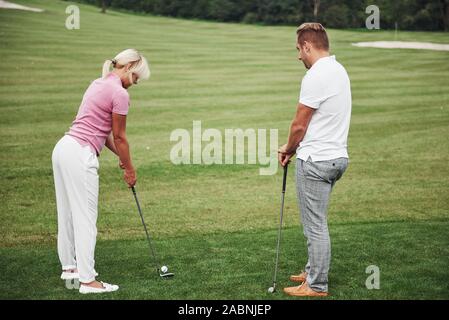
268;162;289;293
131;186;174;279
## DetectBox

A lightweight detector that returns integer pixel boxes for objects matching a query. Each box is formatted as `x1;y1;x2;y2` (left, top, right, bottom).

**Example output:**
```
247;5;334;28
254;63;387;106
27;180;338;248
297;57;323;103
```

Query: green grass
0;0;448;299
2;221;449;299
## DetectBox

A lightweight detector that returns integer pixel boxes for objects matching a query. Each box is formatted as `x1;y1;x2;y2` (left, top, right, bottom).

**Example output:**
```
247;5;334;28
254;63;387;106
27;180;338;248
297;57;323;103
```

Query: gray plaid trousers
296;157;348;292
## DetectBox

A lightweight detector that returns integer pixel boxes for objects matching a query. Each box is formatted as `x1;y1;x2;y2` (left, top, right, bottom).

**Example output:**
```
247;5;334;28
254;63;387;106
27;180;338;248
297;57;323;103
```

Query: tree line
71;0;449;31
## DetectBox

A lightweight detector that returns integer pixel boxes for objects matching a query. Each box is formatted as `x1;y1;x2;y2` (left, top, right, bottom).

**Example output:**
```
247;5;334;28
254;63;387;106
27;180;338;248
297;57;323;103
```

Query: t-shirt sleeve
299;72;326;109
112;89;130;115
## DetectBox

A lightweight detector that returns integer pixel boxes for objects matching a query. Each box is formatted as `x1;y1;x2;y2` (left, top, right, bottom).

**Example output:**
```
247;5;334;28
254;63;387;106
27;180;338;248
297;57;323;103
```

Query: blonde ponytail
102;59;114;78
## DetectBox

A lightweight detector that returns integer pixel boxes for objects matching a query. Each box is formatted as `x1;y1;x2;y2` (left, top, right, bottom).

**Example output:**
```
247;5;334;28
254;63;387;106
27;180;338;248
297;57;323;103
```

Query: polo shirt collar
109;72;123;86
310;55;336;70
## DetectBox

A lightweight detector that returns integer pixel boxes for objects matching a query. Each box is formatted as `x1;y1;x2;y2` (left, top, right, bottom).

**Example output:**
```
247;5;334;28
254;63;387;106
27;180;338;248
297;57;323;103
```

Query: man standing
278;23;351;297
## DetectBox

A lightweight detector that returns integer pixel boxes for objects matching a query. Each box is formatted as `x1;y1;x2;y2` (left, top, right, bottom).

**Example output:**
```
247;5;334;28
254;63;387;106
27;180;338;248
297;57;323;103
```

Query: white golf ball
161;266;168;273
268;287;275;293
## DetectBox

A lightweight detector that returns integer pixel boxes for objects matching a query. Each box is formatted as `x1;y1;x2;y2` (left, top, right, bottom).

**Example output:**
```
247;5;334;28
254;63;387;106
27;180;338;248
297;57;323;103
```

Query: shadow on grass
1;220;448;299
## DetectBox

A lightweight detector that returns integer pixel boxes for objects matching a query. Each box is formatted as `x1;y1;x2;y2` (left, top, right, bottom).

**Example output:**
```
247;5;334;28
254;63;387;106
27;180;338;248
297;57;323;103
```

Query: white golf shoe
79;282;119;294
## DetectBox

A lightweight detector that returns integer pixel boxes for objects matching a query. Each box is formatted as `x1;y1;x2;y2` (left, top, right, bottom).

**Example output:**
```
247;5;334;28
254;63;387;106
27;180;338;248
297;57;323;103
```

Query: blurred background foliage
69;0;449;31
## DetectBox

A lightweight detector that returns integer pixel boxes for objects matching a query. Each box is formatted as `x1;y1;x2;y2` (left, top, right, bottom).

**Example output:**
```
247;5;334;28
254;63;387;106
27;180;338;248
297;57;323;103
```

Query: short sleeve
299;72;326;109
112;89;130;115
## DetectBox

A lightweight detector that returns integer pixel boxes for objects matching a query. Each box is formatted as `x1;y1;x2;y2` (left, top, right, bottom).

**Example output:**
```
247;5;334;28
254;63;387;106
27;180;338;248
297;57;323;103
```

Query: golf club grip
282;164;288;192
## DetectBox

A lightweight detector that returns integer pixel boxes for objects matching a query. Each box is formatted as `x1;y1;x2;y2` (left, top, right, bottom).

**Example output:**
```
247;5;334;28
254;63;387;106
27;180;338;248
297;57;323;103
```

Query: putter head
160;272;174;279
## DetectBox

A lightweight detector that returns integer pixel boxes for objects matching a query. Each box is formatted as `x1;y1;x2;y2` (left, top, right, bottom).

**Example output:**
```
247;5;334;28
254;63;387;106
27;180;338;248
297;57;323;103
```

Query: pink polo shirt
66;73;130;155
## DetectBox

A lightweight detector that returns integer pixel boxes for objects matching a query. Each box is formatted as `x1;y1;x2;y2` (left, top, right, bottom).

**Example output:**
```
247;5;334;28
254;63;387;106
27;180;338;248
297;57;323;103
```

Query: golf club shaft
131;186;161;271
272;164;288;288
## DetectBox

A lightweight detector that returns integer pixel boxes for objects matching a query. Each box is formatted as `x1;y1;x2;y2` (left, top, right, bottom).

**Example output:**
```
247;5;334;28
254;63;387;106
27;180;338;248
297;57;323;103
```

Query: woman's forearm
105;133;119;156
114;136;134;171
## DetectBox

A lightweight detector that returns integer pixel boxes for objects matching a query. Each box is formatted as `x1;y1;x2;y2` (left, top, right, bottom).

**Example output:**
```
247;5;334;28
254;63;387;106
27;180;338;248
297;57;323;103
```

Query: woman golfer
52;49;150;294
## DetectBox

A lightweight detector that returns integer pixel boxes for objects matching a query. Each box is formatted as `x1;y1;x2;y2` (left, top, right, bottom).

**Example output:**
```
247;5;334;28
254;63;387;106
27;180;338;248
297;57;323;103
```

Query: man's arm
278;103;315;166
285;103;315;153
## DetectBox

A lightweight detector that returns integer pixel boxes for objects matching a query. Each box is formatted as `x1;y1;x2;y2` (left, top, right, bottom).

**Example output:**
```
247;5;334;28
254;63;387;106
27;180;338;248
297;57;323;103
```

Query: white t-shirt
297;55;352;162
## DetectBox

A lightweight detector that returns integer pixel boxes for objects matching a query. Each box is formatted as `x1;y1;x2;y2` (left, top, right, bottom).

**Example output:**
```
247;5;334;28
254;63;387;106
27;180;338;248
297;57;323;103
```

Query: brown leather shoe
283;282;328;297
290;271;307;283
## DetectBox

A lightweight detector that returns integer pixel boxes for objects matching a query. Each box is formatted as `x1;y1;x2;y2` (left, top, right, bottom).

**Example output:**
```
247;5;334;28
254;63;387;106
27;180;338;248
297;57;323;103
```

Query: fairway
0;0;448;300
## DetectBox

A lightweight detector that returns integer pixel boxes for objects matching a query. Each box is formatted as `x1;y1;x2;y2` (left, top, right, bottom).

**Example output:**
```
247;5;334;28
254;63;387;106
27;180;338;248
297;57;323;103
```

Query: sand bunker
352;41;449;52
0;0;44;12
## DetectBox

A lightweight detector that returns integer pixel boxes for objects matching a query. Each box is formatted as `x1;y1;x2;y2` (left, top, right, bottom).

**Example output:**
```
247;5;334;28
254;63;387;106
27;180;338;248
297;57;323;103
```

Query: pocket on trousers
82;146;99;172
304;160;335;182
333;158;348;182
89;154;99;171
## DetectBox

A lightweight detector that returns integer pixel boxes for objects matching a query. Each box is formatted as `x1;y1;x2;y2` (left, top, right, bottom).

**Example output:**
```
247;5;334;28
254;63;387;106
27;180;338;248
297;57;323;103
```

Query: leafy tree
323;4;350;28
68;0;449;30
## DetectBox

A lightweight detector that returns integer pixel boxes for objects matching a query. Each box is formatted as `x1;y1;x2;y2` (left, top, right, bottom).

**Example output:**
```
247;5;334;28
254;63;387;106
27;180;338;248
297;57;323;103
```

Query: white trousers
52;135;99;283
